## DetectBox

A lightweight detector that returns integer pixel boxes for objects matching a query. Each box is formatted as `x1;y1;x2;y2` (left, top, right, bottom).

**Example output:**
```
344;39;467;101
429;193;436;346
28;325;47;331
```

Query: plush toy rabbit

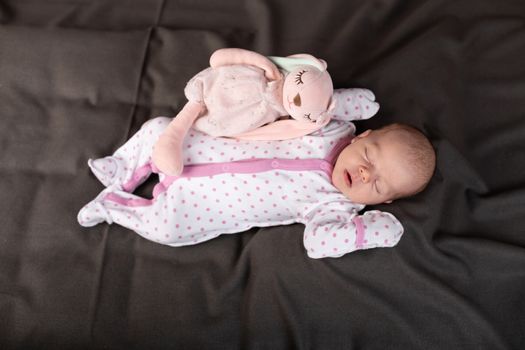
152;48;375;176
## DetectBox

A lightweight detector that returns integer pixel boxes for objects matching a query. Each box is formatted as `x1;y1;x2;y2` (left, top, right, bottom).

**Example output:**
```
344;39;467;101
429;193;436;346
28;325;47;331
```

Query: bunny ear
269;53;327;73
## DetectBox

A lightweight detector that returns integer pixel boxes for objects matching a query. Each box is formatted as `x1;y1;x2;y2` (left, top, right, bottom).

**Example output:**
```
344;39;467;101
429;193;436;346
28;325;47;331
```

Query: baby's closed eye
374;181;382;194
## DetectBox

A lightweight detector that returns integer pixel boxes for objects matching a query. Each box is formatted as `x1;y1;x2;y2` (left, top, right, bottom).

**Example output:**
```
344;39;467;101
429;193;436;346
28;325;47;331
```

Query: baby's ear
359;129;372;137
351;129;372;143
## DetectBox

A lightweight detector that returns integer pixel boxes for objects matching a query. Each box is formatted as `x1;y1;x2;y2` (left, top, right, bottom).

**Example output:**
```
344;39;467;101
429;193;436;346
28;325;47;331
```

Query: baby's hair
380;123;436;197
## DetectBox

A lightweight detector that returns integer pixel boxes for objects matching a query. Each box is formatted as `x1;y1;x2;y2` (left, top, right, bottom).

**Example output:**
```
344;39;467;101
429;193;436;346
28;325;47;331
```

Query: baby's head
332;123;436;205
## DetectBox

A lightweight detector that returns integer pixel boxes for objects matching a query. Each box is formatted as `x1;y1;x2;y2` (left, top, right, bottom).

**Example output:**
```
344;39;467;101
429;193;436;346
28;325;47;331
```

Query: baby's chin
332;175;358;202
331;172;345;193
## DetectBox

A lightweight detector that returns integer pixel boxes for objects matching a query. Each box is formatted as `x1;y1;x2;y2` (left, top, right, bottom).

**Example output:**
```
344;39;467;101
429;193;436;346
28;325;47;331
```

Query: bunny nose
293;93;302;106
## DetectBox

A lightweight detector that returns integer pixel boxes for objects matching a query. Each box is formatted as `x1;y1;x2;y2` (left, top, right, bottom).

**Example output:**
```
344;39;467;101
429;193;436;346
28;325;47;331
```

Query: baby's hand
332;88;380;122
354;210;404;250
303;205;404;259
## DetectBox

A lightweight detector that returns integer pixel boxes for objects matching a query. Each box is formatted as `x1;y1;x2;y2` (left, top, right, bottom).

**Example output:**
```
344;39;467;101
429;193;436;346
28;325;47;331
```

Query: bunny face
282;65;334;124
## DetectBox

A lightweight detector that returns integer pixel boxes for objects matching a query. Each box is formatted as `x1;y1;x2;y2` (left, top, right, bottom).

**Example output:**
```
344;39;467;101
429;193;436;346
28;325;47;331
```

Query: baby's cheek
346;186;372;204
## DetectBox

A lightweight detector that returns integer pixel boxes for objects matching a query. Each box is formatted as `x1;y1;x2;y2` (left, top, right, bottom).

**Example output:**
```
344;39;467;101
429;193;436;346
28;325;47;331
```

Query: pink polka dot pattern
79;112;405;259
331;88;380;123
181;119;352;167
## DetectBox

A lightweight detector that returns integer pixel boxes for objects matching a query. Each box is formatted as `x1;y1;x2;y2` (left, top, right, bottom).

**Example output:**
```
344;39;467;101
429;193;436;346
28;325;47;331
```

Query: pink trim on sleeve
352;216;365;249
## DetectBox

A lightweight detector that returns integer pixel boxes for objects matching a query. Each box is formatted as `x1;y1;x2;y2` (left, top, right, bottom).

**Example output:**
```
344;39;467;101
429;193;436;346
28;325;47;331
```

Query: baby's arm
303;206;403;259
332;88;380;122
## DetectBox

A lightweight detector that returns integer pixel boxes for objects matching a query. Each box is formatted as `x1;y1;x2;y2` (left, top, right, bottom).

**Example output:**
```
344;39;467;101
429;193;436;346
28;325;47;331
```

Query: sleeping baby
78;90;435;259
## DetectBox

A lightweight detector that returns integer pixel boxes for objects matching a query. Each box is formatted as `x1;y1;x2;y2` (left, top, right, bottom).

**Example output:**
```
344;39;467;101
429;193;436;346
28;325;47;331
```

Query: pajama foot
77;187;116;227
88;156;123;189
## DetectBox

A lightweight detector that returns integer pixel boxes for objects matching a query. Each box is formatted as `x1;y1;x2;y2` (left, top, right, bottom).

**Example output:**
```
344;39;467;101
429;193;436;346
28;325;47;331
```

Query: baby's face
332;129;419;205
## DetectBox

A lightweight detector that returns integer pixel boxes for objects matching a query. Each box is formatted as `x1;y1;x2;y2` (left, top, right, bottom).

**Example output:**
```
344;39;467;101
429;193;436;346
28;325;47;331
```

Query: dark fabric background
1;1;524;349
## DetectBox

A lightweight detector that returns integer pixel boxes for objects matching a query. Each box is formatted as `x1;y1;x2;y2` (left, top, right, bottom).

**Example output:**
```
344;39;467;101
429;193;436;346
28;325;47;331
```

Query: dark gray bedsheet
1;1;524;349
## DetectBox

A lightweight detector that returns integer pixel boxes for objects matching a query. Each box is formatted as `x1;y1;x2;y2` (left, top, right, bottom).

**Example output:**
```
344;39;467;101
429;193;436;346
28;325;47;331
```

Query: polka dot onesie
78;97;403;259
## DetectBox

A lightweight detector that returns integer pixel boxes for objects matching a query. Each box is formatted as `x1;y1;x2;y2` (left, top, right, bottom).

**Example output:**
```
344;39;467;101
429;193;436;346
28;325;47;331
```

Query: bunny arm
210;48;282;81
152;101;204;176
232;118;330;141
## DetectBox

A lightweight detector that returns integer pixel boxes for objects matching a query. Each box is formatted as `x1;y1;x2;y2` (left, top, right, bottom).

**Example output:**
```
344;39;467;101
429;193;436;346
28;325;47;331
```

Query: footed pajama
79;95;402;259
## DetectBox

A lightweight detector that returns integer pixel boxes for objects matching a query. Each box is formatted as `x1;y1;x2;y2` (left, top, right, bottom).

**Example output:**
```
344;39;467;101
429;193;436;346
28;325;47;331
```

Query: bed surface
1;1;525;349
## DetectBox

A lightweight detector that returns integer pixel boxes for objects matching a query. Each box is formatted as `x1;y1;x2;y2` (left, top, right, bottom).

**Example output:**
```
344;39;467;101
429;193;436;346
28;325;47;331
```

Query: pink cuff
352;216;365;249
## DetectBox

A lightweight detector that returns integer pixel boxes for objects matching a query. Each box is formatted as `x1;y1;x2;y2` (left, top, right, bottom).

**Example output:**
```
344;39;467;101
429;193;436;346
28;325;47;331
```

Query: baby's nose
358;166;371;183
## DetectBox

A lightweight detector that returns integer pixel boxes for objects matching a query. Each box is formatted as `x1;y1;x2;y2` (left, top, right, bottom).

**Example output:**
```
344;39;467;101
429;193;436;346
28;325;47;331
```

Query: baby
78;111;435;259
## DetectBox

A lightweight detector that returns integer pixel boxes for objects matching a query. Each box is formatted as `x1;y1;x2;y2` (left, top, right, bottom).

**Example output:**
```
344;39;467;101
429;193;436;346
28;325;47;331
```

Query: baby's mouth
344;170;353;188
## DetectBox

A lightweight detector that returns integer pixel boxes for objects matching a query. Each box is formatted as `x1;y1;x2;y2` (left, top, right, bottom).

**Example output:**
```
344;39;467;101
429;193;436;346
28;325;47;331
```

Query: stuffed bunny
152;48;374;176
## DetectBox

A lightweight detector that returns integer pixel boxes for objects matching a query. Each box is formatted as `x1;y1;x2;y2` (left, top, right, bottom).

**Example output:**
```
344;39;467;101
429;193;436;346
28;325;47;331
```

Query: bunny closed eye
295;69;307;85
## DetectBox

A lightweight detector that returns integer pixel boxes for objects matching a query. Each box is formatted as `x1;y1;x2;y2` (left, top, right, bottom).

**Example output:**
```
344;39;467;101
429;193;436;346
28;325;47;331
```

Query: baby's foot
88;156;123;188
77;187;115;227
